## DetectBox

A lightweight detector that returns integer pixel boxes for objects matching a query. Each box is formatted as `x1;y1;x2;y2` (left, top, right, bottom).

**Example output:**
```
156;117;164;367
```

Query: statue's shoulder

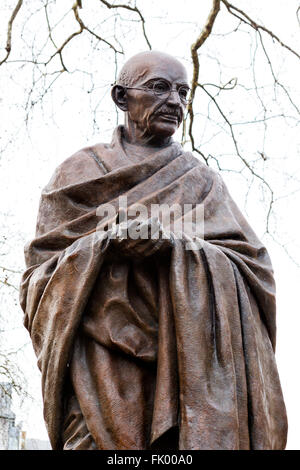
47;142;108;190
185;149;222;183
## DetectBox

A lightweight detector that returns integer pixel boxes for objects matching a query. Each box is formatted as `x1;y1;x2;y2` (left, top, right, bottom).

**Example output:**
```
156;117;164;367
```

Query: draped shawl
20;126;287;450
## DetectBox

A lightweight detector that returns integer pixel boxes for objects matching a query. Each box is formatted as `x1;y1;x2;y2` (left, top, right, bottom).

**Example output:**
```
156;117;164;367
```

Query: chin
149;121;178;139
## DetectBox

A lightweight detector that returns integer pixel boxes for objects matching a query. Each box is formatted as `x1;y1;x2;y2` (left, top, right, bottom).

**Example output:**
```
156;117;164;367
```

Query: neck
123;117;172;148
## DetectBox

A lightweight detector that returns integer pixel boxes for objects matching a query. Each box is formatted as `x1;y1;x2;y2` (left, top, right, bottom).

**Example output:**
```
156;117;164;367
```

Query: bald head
117;51;188;88
112;51;189;146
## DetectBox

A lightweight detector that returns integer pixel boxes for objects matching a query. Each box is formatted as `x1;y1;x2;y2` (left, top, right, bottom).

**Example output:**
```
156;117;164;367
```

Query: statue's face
125;58;189;140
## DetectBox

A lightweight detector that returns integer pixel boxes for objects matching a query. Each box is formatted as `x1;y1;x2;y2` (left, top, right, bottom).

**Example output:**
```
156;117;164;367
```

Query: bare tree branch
0;0;23;66
185;0;221;160
72;2;123;54
45;4;84;71
0;266;21;274
197;81;275;230
257;30;300;115
99;0;152;49
221;0;300;61
44;2;58;50
0;278;18;291
201;77;237;91
45;2;123;71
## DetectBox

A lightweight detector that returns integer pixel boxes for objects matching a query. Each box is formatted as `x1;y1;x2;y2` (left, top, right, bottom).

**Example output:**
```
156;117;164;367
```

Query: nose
166;89;182;106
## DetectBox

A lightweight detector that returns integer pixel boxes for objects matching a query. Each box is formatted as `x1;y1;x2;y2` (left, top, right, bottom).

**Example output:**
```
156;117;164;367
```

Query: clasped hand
109;214;174;259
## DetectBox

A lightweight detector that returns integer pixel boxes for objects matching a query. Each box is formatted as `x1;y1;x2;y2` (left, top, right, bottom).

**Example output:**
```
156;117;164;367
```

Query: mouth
158;113;179;124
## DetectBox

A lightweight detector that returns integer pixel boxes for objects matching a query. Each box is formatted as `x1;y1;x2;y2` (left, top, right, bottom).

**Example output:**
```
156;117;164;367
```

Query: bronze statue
20;51;287;450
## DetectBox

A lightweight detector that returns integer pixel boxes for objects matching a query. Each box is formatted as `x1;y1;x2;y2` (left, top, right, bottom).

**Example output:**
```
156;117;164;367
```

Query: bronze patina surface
20;51;287;450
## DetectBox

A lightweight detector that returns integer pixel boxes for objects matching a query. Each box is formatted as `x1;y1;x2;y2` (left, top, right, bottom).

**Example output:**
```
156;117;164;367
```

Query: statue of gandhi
20;51;287;450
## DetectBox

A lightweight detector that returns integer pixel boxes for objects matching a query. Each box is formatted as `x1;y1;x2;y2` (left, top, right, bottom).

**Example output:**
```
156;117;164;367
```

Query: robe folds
20;126;287;450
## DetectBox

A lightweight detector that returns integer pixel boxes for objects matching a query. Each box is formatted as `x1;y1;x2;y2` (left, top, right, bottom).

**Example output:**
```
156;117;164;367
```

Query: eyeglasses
123;80;190;105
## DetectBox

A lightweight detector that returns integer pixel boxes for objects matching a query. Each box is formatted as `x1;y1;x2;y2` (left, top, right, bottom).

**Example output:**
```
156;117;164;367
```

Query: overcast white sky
0;0;299;449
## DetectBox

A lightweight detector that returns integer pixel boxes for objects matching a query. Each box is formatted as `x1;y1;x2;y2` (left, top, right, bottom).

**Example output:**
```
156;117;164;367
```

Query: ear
111;85;128;111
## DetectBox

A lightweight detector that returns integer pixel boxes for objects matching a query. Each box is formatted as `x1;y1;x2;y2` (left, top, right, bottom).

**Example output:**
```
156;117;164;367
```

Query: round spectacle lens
152;81;190;104
178;87;189;100
153;81;170;96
